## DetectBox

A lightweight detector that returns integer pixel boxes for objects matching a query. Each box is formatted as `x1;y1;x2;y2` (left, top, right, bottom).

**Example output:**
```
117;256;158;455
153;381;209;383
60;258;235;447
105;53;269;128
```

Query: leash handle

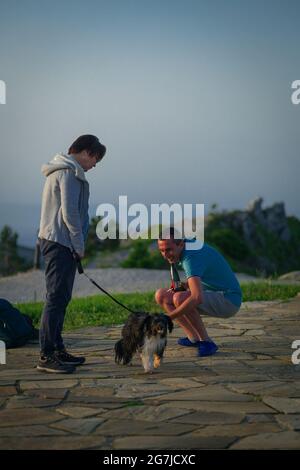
72;250;84;274
170;263;186;292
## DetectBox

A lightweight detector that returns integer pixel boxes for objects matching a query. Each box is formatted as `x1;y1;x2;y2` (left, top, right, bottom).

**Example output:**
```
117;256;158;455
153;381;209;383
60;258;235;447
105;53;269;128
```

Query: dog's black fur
114;312;173;372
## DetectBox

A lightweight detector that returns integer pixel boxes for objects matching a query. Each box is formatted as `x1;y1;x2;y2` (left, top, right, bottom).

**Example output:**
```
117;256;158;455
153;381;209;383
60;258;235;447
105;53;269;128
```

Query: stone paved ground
0;296;300;450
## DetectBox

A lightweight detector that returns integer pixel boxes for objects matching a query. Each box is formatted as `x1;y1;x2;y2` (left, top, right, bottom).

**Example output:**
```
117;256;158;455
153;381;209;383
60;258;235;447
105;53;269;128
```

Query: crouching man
155;229;242;357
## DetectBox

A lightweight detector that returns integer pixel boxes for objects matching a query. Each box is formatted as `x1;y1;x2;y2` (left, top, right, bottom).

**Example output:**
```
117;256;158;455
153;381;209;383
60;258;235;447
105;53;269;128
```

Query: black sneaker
55;349;86;366
37;355;76;374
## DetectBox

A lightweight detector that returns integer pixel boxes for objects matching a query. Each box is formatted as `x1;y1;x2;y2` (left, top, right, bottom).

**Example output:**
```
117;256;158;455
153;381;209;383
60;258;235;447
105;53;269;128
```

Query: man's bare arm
170;276;203;320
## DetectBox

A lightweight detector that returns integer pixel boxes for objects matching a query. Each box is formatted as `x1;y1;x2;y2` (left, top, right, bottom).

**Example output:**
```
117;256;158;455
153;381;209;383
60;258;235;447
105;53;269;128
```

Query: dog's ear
165;315;174;333
142;314;153;335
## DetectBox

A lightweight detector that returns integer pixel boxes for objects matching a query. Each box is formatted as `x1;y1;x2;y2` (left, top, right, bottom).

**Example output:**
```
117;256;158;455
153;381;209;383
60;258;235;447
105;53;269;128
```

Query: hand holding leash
72;250;84;274
170;263;186;292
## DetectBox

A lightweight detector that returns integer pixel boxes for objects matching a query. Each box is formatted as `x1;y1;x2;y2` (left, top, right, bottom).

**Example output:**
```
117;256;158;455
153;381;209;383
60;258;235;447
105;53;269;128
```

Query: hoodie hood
41;153;87;182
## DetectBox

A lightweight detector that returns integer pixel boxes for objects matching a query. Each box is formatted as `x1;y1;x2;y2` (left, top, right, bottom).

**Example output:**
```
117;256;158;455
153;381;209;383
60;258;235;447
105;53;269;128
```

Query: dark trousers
39;239;76;356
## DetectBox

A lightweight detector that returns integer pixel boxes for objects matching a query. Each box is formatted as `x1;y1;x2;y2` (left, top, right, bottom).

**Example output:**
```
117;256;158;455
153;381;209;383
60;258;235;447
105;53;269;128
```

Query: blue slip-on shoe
197;340;218;357
177;337;200;347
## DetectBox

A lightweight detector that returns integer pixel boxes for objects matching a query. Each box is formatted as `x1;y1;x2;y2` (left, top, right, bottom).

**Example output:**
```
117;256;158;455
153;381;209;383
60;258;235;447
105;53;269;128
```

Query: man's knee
173;291;190;307
155;288;168;306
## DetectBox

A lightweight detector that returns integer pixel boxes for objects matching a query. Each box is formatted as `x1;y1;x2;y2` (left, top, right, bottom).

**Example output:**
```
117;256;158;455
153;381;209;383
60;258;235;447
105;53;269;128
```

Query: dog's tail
114;339;124;364
115;339;132;365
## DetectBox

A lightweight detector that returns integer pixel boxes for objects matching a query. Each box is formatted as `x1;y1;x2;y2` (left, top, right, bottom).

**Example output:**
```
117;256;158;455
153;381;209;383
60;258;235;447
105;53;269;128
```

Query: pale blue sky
0;0;299;245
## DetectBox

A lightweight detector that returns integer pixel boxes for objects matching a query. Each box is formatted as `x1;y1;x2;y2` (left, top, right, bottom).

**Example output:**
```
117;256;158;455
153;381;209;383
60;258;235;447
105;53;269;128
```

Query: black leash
72;253;185;315
73;252;136;315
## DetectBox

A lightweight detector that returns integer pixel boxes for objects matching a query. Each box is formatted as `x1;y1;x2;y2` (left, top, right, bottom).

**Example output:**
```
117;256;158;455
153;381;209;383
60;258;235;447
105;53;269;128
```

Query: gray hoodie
38;153;90;256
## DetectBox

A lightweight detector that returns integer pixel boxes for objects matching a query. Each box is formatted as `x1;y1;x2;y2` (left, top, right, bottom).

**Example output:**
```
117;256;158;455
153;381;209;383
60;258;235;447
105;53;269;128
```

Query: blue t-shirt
178;241;242;307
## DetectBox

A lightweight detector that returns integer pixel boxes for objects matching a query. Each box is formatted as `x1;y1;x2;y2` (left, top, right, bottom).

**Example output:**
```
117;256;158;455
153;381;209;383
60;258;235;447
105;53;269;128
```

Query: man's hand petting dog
114;312;173;373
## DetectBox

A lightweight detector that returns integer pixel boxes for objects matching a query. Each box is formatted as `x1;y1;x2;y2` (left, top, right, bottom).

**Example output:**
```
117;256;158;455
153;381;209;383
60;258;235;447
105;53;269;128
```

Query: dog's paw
154;356;161;369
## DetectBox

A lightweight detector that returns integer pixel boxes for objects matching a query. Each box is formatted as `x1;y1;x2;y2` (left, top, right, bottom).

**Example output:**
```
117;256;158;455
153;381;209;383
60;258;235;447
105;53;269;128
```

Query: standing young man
155;230;242;357
37;134;106;373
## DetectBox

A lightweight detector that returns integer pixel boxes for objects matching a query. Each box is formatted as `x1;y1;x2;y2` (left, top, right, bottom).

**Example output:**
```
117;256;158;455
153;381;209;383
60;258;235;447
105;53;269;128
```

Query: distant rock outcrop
246;197;290;242
205;198;300;276
278;271;300;281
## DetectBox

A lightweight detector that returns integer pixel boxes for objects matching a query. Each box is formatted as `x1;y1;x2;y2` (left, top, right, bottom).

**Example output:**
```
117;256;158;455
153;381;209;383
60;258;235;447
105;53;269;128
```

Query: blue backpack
0;298;38;348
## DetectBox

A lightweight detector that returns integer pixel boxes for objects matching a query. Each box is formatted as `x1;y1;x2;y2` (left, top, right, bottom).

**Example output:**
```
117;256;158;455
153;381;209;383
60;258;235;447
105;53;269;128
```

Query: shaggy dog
114;312;173;373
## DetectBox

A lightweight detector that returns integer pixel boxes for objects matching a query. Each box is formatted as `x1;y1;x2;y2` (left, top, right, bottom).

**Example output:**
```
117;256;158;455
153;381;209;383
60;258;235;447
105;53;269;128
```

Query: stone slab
113;435;235;450
262;397;300;414
231;431;300;450
0;436;106;450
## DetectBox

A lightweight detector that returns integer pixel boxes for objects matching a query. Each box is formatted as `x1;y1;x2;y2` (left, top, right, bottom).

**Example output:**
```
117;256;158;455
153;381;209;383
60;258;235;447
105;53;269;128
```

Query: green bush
121;240;168;269
205;209;300;275
206;227;250;260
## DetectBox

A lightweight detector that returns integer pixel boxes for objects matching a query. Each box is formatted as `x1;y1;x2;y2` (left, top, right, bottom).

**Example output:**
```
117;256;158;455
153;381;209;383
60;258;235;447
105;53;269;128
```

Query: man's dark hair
159;226;183;245
68;134;106;161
